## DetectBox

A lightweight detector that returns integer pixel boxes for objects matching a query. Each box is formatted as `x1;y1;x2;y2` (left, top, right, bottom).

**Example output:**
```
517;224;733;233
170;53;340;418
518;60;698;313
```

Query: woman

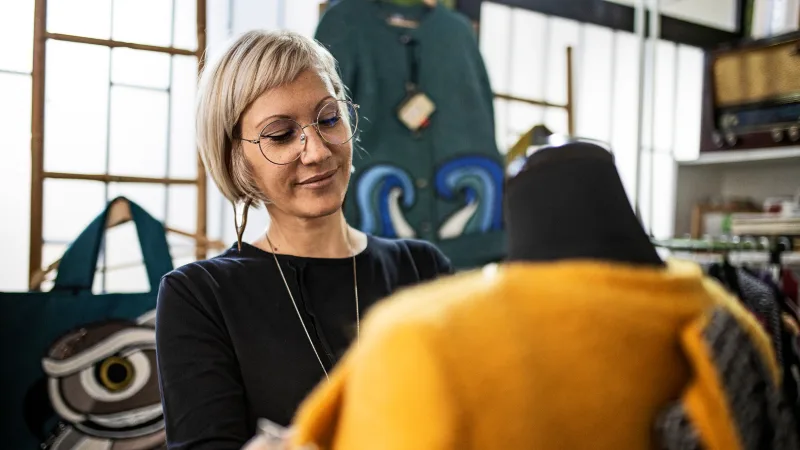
155;30;453;450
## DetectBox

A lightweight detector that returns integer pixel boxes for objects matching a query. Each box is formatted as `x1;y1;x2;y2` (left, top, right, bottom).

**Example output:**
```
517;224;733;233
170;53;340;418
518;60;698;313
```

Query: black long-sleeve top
155;236;453;449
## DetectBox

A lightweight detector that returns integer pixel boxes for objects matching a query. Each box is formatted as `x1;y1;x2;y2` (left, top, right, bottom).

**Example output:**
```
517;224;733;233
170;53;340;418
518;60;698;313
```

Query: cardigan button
415;178;428;189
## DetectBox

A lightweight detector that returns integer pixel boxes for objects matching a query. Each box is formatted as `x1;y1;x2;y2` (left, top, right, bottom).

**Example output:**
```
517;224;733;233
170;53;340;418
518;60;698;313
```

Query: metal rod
29;0;47;289
566;46;575;136
102;0;116;294
164;0;178;247
646;0;660;234
44;172;197;184
45;32;196;56
633;0;647;222
493;93;566;109
607;31;617;151
196;0;208;260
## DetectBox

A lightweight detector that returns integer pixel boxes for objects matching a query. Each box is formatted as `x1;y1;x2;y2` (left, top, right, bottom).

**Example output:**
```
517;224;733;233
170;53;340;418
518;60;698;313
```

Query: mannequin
505;140;664;266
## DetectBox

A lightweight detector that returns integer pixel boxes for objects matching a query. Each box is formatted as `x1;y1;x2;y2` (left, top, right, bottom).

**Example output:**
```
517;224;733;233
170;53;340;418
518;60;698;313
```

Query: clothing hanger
29;198;226;289
371;0;435;29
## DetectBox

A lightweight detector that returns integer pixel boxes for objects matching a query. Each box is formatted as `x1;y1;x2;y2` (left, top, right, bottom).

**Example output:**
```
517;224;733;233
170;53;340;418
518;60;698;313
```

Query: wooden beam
29;0;47;290
45;32;196;56
44;172;198;184
195;0;208;260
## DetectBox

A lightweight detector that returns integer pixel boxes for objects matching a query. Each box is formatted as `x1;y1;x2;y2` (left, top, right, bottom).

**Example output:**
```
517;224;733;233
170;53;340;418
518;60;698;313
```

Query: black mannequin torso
505;141;664;267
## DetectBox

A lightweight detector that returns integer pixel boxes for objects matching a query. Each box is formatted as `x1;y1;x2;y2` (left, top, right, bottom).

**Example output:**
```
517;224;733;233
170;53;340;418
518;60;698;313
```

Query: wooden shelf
678;146;800;167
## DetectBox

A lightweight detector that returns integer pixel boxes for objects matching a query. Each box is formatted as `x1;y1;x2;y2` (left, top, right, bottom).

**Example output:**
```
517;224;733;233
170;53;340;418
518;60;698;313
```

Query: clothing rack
653;236;800;267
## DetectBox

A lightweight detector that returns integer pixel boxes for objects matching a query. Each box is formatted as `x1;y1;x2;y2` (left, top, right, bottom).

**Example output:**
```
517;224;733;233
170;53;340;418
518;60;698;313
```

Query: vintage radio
701;31;800;152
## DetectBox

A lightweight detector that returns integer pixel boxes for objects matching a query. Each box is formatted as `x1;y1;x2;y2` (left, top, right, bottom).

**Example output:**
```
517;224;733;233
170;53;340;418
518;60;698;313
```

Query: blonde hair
196;30;347;208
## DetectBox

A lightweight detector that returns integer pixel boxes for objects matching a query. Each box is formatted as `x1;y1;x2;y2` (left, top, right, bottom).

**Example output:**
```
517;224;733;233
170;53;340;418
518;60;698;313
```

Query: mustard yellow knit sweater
290;260;789;450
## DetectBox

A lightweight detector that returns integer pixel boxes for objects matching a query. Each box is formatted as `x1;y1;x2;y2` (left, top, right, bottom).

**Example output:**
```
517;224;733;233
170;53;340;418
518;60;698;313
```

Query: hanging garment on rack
315;0;505;270
782;268;799;304
738;268;784;365
709;263;800;431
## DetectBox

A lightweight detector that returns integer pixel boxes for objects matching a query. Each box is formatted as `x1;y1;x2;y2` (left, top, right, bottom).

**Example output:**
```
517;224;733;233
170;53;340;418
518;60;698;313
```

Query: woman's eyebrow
252;96;336;132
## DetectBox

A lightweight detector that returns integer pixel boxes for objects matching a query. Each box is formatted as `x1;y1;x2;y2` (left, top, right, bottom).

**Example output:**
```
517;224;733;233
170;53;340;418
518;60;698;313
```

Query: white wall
603;0;740;32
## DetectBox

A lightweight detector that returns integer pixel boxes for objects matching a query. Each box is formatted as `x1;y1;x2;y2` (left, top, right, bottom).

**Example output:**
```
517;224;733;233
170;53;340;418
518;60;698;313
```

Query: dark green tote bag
0;197;173;449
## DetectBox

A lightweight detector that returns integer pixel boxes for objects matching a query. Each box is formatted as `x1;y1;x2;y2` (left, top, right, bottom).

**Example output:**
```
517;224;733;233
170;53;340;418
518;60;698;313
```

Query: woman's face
238;69;353;220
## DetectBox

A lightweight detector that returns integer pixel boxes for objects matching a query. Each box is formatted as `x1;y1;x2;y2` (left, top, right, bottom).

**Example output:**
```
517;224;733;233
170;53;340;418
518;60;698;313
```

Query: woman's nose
299;128;332;165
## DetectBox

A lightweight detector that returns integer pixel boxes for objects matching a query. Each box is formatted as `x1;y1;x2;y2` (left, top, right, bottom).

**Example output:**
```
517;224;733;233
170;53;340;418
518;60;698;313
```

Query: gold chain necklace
265;234;359;380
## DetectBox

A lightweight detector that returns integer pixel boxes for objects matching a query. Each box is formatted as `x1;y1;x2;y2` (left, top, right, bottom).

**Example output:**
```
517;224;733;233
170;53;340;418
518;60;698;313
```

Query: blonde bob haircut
196;30;347;246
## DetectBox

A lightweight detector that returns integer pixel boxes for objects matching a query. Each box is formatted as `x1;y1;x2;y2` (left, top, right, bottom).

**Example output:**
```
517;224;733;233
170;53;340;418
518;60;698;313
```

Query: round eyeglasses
240;100;360;165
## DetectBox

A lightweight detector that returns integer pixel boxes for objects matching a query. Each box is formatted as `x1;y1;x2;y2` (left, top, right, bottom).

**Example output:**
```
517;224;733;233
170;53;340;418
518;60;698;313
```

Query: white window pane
543;106;569;137
108;86;169;177
167;185;197;234
113;0;173;47
233;0;279;35
241;206;270;243
576;25;614;142
508;9;548;101
637;149;653;232
206;185;226;240
0;2;34;72
673;45;704;162
104;222;149;292
479;2;512;94
544;17;580;106
207;0;232;48
507;101;544;149
111;48;171;89
0;73;32;291
47;0;112;40
652;41;677;154
43;180;106;242
105;264;150;292
173;0;198;50
651;151;676;239
38;243;70;291
170;55;198;179
44;41;110;174
168;233;196;268
284;0;320;38
493;98;511;151
107;183;167;222
610;31;642;204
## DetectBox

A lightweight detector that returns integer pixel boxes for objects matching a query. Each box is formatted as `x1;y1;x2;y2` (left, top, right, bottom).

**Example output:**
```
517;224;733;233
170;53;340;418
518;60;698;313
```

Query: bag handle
53;197;173;292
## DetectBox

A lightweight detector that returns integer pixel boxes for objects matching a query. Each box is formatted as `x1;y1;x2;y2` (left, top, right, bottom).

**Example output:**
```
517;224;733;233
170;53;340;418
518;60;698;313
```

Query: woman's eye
263;130;295;143
319;115;340;128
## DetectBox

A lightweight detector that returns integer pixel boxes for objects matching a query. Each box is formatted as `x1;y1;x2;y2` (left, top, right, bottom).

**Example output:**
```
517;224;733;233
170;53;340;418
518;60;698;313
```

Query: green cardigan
316;0;506;269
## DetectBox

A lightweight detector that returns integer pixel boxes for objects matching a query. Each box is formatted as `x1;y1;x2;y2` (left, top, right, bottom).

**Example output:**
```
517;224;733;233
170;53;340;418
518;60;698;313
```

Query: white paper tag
397;92;436;131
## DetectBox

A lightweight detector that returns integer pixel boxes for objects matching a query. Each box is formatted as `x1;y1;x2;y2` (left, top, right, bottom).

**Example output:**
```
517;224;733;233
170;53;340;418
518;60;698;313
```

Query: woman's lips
297;168;337;188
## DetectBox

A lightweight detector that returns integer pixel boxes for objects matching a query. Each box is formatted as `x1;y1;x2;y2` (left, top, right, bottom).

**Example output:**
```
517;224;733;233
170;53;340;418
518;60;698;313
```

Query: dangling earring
233;198;253;252
350;164;355;174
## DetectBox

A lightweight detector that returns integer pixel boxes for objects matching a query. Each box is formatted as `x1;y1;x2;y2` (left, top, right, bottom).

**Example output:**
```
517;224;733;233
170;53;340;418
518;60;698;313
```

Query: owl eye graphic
42;316;165;448
97;355;135;392
74;349;153;407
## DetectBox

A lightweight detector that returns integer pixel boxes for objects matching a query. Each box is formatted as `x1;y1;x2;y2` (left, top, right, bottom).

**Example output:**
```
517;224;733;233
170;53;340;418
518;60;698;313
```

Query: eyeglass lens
258;100;358;165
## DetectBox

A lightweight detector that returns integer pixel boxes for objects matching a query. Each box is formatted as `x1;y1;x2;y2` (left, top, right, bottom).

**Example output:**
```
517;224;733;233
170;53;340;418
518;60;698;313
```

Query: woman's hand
241;420;297;450
241;434;292;450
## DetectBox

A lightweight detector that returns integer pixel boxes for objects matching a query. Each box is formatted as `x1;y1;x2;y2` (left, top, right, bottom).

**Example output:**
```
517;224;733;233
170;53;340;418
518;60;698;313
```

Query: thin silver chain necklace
265;234;359;380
